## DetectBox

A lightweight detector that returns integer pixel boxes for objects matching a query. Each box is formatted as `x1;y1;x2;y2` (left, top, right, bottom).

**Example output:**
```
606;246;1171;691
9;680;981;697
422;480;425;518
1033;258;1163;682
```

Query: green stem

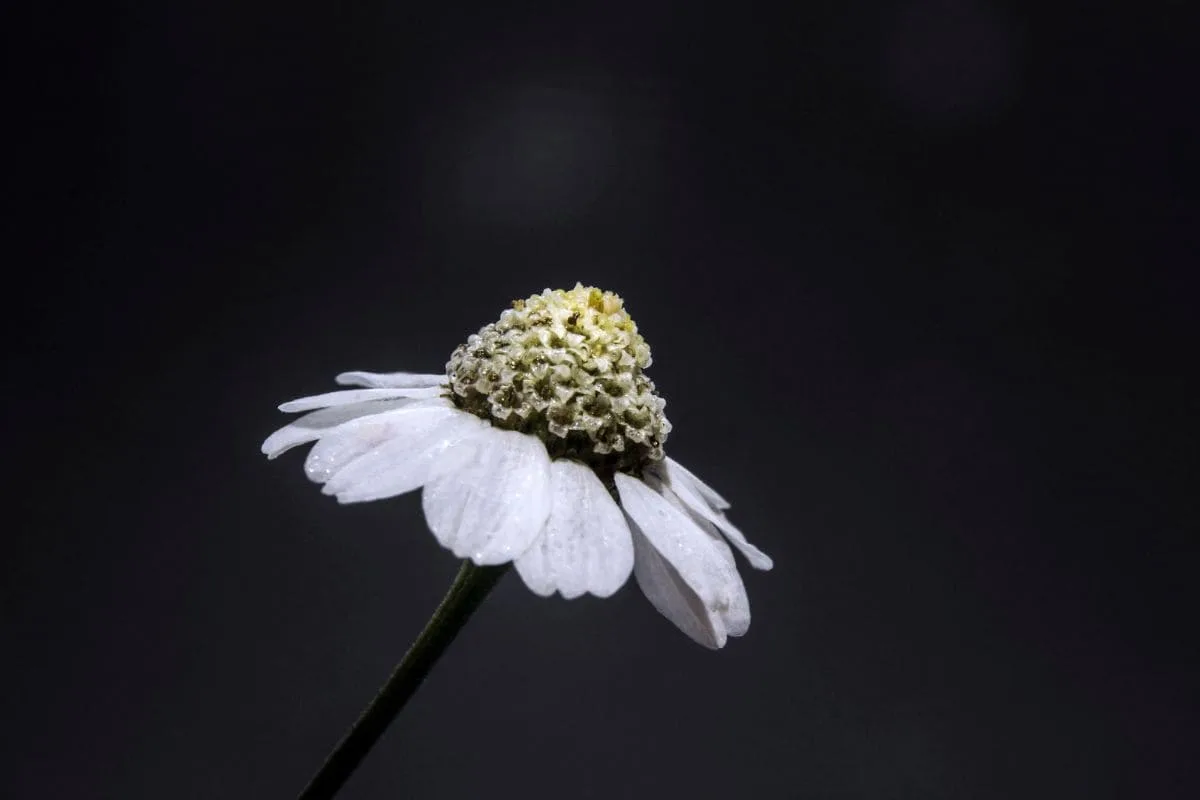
298;560;510;800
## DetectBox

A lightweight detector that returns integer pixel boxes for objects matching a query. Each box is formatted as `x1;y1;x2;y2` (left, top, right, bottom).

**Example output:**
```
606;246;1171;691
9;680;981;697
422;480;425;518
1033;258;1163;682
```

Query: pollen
446;284;672;477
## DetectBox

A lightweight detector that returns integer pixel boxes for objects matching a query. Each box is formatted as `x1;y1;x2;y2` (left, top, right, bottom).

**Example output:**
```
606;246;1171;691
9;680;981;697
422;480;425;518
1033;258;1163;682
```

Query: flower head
262;284;772;648
446;284;670;480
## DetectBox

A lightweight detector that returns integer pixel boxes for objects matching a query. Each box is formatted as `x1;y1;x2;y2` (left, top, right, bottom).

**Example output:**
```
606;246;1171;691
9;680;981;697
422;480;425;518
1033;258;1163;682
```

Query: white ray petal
649;485;751;639
515;460;634;599
318;405;486;503
422;428;552;566
278;386;443;413
306;402;451;484
615;473;750;649
335;371;446;389
629;527;721;647
660;456;731;510
260;398;414;459
649;464;773;571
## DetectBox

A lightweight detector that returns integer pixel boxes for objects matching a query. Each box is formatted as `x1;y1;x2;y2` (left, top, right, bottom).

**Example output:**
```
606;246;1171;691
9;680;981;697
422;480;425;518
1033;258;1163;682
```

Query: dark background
6;2;1196;798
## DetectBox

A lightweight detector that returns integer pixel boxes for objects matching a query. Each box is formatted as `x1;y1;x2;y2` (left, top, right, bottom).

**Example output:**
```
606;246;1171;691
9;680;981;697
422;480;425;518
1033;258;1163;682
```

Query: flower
261;285;773;648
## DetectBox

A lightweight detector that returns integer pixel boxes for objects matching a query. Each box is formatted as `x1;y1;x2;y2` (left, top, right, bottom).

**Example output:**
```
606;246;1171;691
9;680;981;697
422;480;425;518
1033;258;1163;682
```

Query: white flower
261;285;772;648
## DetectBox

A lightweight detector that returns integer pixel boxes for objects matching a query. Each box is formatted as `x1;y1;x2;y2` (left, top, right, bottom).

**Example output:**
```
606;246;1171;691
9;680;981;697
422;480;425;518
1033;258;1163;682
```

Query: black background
6;2;1196;798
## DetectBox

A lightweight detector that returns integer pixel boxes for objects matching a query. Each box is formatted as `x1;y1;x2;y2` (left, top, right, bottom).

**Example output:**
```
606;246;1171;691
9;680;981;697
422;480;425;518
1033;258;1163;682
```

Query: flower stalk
298;560;510;800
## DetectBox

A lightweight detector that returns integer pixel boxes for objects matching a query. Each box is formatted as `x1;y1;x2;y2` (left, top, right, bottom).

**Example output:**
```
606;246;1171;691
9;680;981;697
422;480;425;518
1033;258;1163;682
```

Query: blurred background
5;2;1195;798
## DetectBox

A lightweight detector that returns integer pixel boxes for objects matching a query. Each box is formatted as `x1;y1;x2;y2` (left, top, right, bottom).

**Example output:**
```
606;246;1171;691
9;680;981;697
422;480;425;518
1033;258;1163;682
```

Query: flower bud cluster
446;284;671;477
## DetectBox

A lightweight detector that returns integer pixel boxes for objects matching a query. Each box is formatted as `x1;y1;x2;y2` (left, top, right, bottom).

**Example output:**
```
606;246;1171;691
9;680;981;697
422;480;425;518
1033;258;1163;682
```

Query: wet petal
260;398;413;459
659;456;731;510
649;483;751;640
422;427;552;566
278;386;443;413
650;461;773;570
628;527;720;647
335;371;446;389
615;473;750;648
316;404;486;504
515;460;634;599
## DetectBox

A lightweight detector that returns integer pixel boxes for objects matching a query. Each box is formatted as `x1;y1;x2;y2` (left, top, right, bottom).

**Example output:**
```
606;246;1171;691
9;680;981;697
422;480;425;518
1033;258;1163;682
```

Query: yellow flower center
446;284;671;478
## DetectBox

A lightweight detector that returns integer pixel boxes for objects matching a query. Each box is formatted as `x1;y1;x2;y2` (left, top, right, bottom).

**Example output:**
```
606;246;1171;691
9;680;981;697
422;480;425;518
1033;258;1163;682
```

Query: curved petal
648;483;751;640
335;371;446;389
278;386;443;413
615;473;750;649
422;428;552;566
515;460;634;599
649;462;773;571
313;404;486;505
628;527;721;647
260;398;414;459
306;400;451;484
659;456;731;510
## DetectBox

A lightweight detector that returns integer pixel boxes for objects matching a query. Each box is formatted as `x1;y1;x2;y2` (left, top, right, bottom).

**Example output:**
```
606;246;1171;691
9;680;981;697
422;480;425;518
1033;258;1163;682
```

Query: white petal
260;398;413;459
422;428;552;566
515;460;634;599
318;405;486;503
649;462;773;571
651;487;750;636
628;528;721;648
278;386;443;413
648;482;751;640
335;371;446;389
615;473;750;649
660;456;731;510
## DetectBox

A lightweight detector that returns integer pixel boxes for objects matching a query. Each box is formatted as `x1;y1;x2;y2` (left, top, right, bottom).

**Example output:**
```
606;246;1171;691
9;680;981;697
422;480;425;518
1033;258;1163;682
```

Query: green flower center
446;284;671;479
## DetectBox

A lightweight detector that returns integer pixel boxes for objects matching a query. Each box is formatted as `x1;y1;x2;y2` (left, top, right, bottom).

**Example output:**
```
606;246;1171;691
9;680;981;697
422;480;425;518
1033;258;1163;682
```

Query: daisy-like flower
262;284;772;648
